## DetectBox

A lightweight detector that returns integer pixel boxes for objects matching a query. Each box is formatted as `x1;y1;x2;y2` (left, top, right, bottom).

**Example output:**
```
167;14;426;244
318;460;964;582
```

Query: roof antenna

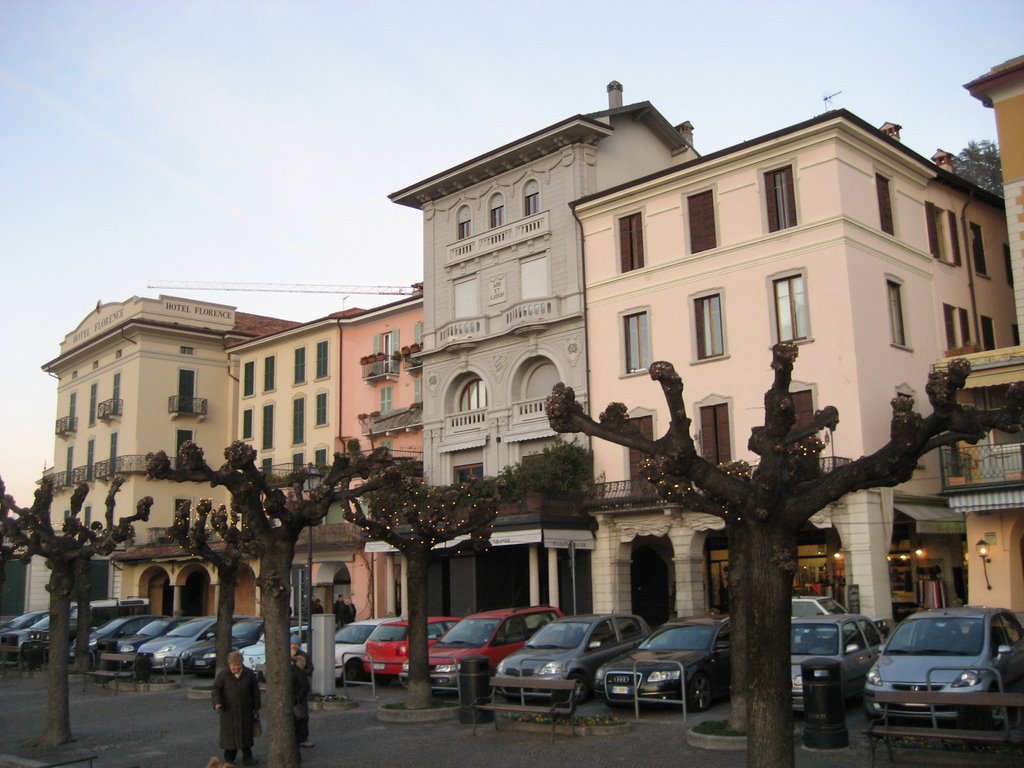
823;91;842;112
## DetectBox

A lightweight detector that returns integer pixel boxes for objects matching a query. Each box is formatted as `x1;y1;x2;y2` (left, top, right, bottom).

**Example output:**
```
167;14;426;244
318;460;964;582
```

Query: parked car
792;596;890;637
242;624;309;678
1;613;52;652
863;606;1024;723
363;616;459;682
0;610;48;634
181;619;264;676
595;615;731;711
790;614;883;711
2;598;152;652
334;618;388;681
116;617;193;654
409;606;562;689
495;613;650;702
74;614;163;663
136;616;220;672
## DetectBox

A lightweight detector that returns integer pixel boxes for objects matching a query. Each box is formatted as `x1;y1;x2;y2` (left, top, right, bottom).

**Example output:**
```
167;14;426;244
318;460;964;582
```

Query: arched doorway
139;566;173;616
630;537;673;626
180;568;210;617
235;563;257;616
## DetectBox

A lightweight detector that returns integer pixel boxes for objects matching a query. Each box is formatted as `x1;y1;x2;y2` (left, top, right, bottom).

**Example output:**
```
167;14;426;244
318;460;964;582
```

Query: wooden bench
84;652;138;694
473;675;579;742
866;689;1024;766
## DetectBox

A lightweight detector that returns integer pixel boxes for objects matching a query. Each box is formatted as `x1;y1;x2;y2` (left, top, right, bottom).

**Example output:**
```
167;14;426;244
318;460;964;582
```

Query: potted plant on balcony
498;439;593;512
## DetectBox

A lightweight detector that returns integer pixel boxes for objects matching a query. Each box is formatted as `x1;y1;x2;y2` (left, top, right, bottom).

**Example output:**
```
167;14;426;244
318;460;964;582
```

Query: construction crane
147;281;421;296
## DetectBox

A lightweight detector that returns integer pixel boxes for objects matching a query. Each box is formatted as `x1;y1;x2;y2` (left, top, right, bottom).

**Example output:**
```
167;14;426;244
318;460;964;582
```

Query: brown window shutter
792;390;814;430
715;405;731;463
782;166;797;228
628;416;654;481
765;171;780;231
700;404;731;464
631;214;644;268
688;191;717;253
925;202;940;258
947;211;961;265
619;216;632;272
694;297;707;359
619;213;644;271
942;304;956;349
876;175;894;235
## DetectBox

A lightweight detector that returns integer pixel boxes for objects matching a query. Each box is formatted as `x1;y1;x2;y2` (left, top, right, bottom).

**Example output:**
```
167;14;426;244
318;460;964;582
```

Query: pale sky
1;0;1022;504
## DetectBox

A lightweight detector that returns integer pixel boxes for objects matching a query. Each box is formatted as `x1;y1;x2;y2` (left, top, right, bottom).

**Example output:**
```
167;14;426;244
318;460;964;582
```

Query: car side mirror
844;643;861;654
996;643;1011;655
588;640;601;650
714;640;730;652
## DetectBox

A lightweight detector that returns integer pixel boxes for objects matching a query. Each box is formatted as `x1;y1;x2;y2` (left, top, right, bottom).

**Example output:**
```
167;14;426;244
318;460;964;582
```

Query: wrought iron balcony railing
168;396;208;417
940;443;1024;490
97;398;123;420
361;357;400;382
55;416;78;436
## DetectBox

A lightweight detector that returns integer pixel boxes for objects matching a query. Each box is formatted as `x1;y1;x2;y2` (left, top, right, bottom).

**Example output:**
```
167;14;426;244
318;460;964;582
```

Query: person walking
333;595;345;628
290;634;313;678
291;654;313;749
212;651;261;767
343;598;356;625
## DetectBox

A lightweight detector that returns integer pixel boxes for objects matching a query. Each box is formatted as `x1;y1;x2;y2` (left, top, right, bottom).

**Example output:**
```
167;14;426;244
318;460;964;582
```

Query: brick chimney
932;149;955;173
880;122;902;141
675;121;694;150
607;80;623;109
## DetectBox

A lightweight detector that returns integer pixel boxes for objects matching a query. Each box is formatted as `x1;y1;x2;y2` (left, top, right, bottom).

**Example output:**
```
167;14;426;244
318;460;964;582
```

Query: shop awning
502;427;556;444
437;436;488;453
947;488;1024;512
894;503;962;523
362;526;594;552
961;365;1024;388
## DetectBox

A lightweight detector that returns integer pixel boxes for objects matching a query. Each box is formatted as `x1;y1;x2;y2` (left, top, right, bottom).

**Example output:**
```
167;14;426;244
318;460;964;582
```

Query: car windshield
167;620;210;638
30;616;51;630
368;624;408;642
136;619;178;636
526;621;590;650
94;617;131;636
791;624;839;655
641;624;715;651
335;624;376;644
4;613;44;630
438;618;499;646
792;597;846;617
232;623;263;643
885;617;985;656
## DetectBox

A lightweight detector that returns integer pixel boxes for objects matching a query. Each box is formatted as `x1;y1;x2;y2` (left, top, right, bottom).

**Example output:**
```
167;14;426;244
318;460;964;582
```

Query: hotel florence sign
65;296;235;352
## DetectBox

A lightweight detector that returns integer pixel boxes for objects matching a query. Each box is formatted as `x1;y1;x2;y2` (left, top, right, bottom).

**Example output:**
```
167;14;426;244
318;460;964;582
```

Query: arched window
489;194;505;229
458;378;487;411
523;180;540;217
457;205;472;240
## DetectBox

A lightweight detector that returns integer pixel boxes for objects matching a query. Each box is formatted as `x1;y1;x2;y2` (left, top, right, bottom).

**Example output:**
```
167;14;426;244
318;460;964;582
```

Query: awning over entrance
894;503;962;522
503;427;556;444
961;365;1024;388
947;488;1024;513
438;436;488;453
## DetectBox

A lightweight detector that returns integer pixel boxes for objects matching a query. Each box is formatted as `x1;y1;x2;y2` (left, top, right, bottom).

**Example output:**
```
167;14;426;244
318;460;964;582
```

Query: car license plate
611;685;632;695
373;663;385;670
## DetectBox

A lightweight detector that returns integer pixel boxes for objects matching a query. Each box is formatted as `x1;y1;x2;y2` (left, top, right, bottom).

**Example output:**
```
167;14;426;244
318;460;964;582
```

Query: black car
594;616;731;712
180;619;264;676
0;610;48;634
74;614;163;663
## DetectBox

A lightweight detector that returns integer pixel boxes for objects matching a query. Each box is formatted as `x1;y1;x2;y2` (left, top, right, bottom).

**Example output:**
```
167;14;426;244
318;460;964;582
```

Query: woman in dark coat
212;650;261;766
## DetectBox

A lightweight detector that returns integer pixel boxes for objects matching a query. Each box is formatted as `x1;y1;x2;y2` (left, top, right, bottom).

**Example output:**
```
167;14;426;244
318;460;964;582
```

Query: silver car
497;614;650;702
136;616;219;672
863;606;1024;722
790;614;883;710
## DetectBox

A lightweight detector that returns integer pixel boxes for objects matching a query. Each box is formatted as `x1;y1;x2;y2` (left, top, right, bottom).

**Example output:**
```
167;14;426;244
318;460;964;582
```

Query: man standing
290;636;314;749
212;651;261;766
343;598;356;625
334;594;345;628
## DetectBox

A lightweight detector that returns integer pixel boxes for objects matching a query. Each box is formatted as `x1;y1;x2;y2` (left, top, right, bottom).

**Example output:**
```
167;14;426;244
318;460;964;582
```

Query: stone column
399;554;409;618
835;490;894;623
547;547;560;609
385;554;397;617
528;544;540;605
172;584;182;617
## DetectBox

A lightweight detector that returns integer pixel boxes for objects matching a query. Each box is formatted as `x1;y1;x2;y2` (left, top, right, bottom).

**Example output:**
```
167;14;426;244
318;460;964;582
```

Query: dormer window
489;194;505;228
457;205;472;240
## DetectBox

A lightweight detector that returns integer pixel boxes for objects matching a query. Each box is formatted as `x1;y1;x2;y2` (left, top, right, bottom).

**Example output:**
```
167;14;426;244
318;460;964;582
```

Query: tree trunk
260;538;300;768
745;519;798;768
35;561;74;746
725;522;748;734
214;562;238;677
72;558;92;673
404;551;433;710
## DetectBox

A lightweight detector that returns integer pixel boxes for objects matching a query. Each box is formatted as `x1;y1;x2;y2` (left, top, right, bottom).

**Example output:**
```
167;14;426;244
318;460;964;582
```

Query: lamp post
305;464;323;645
975;539;992;591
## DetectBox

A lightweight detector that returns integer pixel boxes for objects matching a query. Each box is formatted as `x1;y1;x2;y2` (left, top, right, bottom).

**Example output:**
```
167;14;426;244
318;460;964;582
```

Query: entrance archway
630;537;672;626
139;566;173;616
180;568;210;616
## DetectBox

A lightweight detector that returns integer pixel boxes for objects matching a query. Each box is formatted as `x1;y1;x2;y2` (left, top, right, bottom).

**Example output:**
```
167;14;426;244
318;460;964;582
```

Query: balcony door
178;369;196;413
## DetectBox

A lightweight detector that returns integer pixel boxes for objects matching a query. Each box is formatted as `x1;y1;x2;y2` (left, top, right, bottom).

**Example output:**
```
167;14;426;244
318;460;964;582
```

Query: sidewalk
0;672;987;768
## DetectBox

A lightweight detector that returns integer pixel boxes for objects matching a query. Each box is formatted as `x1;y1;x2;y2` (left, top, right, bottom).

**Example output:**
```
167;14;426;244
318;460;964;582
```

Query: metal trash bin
458;655;491;725
800;657;848;749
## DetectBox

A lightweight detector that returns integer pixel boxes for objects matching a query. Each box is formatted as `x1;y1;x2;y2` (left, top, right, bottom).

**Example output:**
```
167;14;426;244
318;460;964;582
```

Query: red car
408;606;563;689
363;616;459;681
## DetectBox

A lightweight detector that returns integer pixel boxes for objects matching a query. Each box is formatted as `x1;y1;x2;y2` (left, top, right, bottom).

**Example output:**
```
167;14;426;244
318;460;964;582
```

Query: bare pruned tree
546;343;1023;768
0;476;150;747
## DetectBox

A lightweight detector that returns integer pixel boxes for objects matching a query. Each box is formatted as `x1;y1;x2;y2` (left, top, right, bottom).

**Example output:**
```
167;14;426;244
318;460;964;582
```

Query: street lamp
975;539;992;591
304;463;323;646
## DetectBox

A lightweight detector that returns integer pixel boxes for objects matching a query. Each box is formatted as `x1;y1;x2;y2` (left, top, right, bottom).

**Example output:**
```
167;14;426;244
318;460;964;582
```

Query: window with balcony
315;392;327;426
772;273;810;342
489;194;505;229
970;222;987;275
177;369;196;414
457;205;472;240
261;458;273;476
454;277;479;319
694;293;724;360
176;429;193;466
292;452;304;469
520;255;549;299
69;392;77;420
700;403;731;465
112;372;121;402
688;190;717;253
109;432;117;464
981;315;996;351
876;174;894;235
65;446;73;486
264;356;276;392
294;347;306;384
314;448;328;467
242;408;254;440
887;280;907;347
623;311;650;374
86;439;95;482
764;166;797;232
523;180;540;217
618;212;644;272
89;383;98;426
293;398;305;445
315;340;329;378
243;361;255;397
380;386;393;413
458;378;487;411
262;404;274;450
628;416;654;481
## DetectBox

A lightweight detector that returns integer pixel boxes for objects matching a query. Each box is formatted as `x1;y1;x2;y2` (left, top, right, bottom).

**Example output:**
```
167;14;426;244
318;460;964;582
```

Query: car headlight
118;644;133;653
792;674;803;689
950;669;981;688
496;659;509;675
537;660;563;676
646;669;681;683
595;667;606;685
156;645;173;654
866;666;882;686
203;652;217;660
435;663;458;673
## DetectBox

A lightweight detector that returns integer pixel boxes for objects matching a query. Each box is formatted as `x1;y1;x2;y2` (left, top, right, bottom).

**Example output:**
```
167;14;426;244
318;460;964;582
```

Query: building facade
572;109;1013;625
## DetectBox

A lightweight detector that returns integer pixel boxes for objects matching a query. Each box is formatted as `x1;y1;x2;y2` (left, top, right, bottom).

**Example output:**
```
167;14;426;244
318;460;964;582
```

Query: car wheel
688;672;712;712
344;659;364;682
568;672;590;704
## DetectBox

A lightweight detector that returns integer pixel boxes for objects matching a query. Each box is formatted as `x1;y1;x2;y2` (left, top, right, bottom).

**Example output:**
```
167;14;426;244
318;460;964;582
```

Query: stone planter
313;697;358;711
501;719;632;737
189;685;214;700
376;703;458;723
686;725;747;750
110;679;181;693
